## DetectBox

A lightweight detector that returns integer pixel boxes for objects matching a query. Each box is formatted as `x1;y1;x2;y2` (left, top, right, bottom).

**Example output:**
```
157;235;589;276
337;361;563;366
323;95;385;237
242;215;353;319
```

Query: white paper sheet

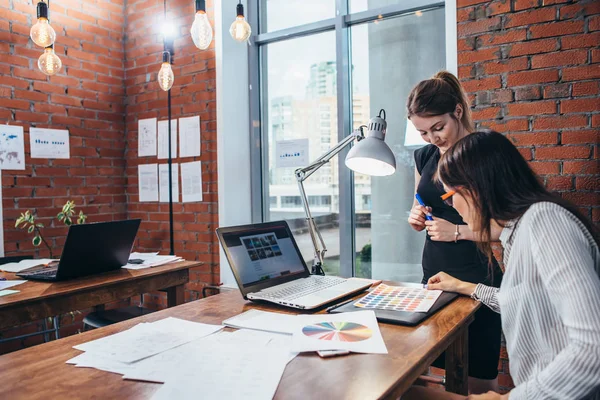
223;309;296;335
138;118;157;157
0;125;25;170
29;128;70;159
158;120;177;159
180;161;202;202
138;164;158;202
291;311;388;354
0;290;19;297
0;280;27;290
159;163;179;203
74;318;223;363
276;139;309;168
178;116;201;158
0;258;56;272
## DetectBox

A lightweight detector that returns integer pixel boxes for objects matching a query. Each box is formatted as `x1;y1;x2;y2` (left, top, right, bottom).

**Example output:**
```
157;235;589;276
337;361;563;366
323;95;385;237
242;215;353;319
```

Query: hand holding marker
415;193;433;221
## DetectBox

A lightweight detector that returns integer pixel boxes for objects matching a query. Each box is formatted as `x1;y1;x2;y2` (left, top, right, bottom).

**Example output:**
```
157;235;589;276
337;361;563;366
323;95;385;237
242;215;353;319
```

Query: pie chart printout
301;321;372;342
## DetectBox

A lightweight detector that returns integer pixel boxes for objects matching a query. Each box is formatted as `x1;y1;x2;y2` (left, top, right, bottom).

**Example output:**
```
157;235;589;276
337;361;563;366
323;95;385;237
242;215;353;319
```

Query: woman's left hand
424;218;458;242
467;391;509;400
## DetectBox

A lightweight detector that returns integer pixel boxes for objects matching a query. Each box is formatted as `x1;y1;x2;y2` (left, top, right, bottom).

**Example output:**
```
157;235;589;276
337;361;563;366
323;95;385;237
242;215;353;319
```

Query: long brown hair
437;130;599;264
407;70;474;133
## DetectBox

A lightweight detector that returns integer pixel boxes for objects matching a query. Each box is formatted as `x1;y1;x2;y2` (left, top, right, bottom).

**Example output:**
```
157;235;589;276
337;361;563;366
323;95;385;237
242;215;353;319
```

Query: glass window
261;0;336;33
350;0;417;14
350;9;446;280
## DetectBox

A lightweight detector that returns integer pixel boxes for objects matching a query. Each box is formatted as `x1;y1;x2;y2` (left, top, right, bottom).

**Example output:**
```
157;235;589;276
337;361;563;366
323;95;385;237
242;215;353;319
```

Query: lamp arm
294;128;364;275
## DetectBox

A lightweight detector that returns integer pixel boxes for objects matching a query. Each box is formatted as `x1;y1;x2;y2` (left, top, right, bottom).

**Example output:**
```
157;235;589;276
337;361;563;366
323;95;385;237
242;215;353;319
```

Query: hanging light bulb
38;45;62;76
229;1;251;42
157;51;175;91
30;1;56;48
190;0;213;50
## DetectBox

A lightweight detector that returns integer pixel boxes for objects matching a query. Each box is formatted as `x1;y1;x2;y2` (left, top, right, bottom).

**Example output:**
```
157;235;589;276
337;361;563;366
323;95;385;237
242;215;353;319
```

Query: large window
251;0;448;280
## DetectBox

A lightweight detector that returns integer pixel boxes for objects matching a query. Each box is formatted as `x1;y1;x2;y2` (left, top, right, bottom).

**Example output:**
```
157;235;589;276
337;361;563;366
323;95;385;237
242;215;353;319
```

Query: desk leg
445;325;469;395
166;284;185;307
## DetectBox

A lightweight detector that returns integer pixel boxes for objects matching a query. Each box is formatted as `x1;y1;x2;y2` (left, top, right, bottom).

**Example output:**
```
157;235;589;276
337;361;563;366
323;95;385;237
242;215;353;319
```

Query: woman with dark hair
407;71;503;393
410;131;600;400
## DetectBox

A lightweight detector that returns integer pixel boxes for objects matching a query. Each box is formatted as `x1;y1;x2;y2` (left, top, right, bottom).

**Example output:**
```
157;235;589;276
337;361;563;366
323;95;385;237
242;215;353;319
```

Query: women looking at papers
409;131;600;400
406;71;503;393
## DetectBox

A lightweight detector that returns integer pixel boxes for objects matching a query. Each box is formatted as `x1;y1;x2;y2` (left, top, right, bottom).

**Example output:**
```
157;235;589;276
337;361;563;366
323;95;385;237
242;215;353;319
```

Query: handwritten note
179;116;201;158
180;161;202;202
138;118;157;157
158;119;177;159
138;164;158;202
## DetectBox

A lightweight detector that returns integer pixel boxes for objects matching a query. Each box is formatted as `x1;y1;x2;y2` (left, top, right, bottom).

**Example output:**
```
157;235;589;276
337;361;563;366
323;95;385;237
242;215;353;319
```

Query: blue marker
415;193;434;221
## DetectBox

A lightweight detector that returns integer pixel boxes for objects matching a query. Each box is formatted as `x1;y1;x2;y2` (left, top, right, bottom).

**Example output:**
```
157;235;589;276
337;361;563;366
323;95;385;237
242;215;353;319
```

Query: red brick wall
456;0;599;392
124;0;219;307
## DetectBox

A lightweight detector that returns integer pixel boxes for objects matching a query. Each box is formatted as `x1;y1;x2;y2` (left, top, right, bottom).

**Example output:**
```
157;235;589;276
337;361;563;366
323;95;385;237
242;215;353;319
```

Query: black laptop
17;219;141;282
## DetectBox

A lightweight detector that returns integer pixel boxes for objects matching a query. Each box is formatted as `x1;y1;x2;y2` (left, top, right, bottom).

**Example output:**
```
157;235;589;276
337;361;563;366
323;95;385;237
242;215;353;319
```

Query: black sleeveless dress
415;144;503;380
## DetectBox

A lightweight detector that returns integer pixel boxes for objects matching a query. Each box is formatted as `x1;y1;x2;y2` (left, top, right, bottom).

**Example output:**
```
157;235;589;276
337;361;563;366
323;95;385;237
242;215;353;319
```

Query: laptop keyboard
259;276;347;301
20;269;57;277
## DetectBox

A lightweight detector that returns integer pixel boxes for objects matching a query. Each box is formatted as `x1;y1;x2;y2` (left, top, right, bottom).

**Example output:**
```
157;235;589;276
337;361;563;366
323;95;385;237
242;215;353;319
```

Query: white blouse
473;202;600;400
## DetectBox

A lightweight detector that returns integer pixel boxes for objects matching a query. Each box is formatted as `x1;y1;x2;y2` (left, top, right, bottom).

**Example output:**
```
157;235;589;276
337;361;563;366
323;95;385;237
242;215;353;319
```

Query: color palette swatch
302;321;372;342
354;284;442;313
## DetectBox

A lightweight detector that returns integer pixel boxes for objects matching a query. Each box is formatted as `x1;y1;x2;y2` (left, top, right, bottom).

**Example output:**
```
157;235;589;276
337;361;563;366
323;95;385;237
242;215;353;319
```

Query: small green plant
15;200;87;258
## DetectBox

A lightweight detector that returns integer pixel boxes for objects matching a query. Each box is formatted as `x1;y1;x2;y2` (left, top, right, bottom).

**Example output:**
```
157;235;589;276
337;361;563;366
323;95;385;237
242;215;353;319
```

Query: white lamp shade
345;136;396;176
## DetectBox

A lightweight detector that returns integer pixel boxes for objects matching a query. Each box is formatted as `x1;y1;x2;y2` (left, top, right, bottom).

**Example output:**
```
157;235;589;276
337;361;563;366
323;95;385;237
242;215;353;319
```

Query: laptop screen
218;222;308;288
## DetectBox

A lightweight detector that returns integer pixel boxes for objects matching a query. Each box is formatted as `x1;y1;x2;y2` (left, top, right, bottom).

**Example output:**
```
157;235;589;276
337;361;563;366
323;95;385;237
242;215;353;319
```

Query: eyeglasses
440;190;456;207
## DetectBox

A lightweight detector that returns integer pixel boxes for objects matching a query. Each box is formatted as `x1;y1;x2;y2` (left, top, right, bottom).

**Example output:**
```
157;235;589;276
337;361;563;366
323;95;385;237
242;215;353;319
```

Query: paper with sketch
30;128;70;159
276;139;309;168
158;119;177;159
0;125;25;170
138;164;158;202
0;280;27;290
74;318;223;363
159;163;179;203
223;309;296;335
150;337;289;400
180;161;202;202
291;310;387;354
0;258;56;273
138;118;157;157
179;116;201;158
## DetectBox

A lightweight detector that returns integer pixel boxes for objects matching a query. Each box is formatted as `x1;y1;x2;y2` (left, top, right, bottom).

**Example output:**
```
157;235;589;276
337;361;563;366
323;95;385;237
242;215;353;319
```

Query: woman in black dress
406;71;503;393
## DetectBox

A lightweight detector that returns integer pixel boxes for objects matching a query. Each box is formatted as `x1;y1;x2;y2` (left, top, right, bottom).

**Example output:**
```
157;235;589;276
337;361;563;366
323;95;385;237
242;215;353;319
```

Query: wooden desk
0;288;479;399
0;261;199;331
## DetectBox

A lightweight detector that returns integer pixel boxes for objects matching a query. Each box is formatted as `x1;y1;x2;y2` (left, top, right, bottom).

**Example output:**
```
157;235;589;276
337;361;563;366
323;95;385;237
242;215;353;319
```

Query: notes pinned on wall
138;163;159;202
179;116;201;158
138;118;157;157
0;125;25;170
180;161;203;203
158;119;178;159
29;128;70;159
159;163;179;203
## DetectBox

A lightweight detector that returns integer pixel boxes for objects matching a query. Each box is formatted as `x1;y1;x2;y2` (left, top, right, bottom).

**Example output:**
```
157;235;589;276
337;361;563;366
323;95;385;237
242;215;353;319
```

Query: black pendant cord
164;0;175;256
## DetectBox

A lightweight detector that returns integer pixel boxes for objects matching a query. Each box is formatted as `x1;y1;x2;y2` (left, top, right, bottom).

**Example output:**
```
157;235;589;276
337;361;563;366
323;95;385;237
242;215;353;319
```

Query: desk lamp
295;109;396;275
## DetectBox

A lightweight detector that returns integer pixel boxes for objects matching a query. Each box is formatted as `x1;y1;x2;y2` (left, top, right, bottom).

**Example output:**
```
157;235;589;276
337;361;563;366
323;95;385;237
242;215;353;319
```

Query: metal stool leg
42;319;50;343
53;316;60;340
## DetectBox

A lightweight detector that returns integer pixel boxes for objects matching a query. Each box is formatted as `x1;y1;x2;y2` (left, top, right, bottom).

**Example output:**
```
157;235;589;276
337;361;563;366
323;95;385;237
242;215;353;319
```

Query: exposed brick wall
0;0;128;352
457;0;599;392
123;0;219;307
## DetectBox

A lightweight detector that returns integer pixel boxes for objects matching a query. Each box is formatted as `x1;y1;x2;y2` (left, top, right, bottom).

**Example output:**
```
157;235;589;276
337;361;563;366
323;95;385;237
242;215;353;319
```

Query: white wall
215;0;252;286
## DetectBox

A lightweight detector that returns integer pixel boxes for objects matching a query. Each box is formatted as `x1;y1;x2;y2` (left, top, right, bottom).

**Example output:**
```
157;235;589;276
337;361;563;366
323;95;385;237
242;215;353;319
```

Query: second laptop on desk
216;221;376;310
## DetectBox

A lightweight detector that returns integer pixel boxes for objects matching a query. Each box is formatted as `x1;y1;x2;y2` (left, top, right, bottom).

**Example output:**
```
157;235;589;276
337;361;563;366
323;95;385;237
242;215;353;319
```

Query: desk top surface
0;261;201;308
0;288;479;400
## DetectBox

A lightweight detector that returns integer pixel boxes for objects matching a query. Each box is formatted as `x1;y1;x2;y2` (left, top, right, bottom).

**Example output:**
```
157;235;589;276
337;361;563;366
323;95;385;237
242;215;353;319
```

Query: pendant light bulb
38;45;61;76
30;2;56;48
190;0;212;50
229;3;251;42
158;52;174;91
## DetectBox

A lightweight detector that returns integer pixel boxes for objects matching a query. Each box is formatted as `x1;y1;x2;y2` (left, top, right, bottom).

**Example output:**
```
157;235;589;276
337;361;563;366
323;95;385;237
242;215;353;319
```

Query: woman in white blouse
406;131;600;400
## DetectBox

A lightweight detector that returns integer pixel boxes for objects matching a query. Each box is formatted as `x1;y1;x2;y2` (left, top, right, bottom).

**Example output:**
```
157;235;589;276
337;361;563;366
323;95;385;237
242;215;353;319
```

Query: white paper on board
178;116;201;158
138;118;157;157
180;161;202;203
0;125;25;170
276;139;309;168
138;164;159;202
29;128;70;159
159;163;179;203
158;120;178;159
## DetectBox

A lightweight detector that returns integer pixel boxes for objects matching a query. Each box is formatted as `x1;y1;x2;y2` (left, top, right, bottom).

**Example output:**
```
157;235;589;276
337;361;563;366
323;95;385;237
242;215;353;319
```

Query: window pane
351;9;446;281
261;0;336;33
351;0;413;13
263;32;341;276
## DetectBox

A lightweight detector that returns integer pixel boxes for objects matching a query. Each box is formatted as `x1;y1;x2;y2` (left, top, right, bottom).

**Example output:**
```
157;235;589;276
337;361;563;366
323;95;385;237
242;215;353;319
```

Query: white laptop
216;221;373;310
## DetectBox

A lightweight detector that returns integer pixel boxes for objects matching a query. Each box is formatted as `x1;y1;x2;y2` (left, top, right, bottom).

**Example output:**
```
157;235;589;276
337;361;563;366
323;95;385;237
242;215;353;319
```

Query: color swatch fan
354;284;442;313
